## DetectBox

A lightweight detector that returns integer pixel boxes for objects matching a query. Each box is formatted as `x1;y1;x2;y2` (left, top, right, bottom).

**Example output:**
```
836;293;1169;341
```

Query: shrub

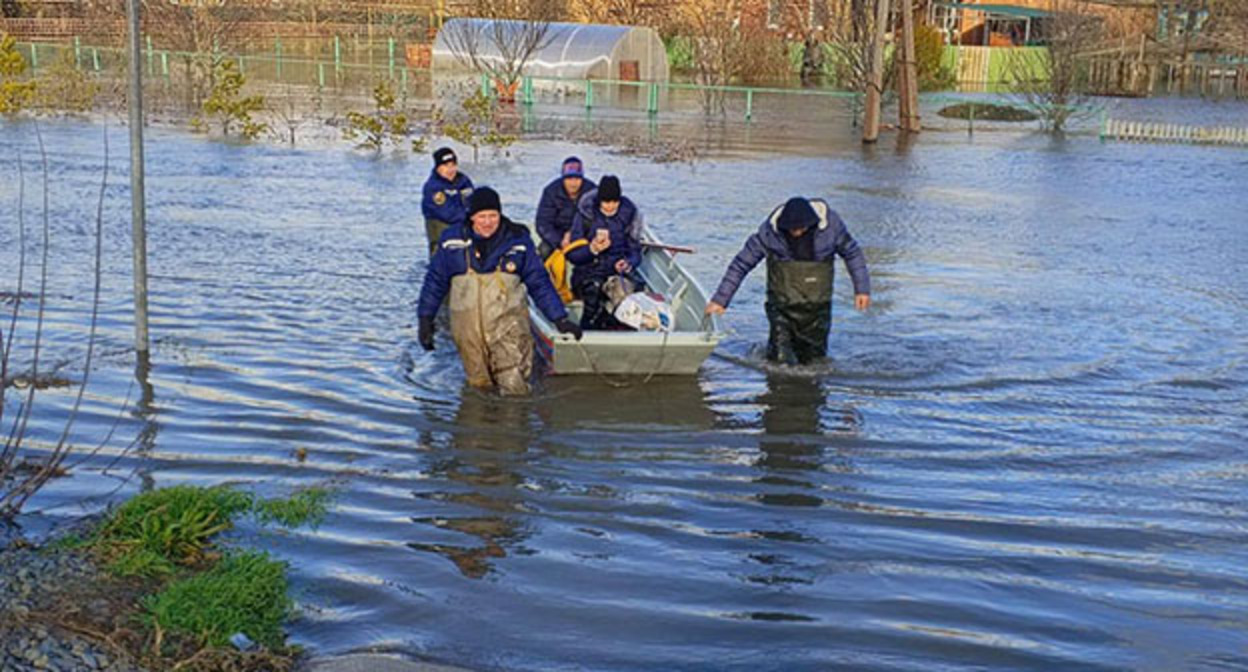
441;90;515;162
197;60;268;139
0;33;36;115
35;50;98;114
343;80;425;152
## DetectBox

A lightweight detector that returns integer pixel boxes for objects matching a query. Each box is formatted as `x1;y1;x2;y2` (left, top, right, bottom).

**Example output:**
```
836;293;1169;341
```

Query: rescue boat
529;229;725;376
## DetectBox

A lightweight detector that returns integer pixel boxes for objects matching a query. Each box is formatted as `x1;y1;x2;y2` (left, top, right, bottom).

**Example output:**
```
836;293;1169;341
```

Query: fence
1101;118;1248;147
15;38;869;124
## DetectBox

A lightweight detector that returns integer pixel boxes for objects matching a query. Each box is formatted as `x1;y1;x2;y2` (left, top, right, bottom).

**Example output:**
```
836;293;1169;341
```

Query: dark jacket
420;169;474;229
417;218;568;323
710;199;870;308
535;176;596;250
565;189;644;283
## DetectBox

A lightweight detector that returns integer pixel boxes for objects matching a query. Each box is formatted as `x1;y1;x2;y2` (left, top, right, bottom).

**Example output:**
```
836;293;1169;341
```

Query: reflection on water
3;116;1248;671
411;390;535;579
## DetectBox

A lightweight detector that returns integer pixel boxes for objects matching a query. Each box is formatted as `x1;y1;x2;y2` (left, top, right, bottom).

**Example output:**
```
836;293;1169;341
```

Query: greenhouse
432;19;670;84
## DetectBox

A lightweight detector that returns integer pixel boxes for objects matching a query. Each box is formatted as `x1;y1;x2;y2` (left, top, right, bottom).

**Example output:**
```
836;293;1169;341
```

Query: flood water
3;104;1248;670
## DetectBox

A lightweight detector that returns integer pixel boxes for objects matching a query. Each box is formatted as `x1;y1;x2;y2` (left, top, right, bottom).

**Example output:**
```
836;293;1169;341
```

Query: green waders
426;219;450;257
765;257;834;365
448;256;535;396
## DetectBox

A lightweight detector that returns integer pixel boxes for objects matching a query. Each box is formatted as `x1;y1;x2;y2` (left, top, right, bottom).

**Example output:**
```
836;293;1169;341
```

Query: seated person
565;175;646;330
535;156;596;259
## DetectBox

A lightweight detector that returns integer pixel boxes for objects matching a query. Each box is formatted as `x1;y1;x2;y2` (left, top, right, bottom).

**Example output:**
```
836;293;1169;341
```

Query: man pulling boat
705;197;870;365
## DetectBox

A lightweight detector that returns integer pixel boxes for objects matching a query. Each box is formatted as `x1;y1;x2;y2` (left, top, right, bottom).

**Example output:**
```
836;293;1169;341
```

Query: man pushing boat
418;187;583;396
705;197;870;365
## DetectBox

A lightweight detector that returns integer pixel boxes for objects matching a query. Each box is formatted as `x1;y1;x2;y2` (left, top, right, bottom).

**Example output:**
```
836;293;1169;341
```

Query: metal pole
863;0;891;143
126;0;150;356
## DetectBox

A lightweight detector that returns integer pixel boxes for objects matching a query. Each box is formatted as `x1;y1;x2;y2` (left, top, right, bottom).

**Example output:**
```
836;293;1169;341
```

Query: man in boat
704;197;870;365
418;187;583;395
421;147;474;256
565;175;646;330
535;156;597;260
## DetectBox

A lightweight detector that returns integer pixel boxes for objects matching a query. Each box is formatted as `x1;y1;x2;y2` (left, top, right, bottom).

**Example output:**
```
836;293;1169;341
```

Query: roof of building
934;2;1056;20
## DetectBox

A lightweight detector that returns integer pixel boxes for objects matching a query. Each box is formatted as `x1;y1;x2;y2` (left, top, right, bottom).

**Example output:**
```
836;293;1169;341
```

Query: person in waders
417;188;583;396
421;147;474;257
704;197;870;365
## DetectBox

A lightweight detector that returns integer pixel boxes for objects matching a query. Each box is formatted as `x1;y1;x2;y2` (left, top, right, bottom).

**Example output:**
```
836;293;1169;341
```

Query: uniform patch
461;187;474;198
505;261;517;273
433;191;447;206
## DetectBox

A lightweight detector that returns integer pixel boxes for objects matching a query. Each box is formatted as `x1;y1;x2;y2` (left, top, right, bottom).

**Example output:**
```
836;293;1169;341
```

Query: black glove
418;316;436;351
555;318;583;341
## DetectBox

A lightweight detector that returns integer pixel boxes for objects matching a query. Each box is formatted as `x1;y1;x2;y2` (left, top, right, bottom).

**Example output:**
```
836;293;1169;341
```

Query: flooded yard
2;102;1247;670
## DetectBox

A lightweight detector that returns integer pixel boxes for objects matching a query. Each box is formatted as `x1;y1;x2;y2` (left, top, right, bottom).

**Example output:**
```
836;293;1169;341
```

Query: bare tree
676;0;791;113
1;125;112;520
569;0;676;33
825;0;895;117
1007;0;1102;133
440;0;564;100
84;0;251;111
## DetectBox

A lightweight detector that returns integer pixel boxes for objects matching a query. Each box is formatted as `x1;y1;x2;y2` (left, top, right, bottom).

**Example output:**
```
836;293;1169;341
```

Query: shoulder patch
433;191;447;206
461;187;474;198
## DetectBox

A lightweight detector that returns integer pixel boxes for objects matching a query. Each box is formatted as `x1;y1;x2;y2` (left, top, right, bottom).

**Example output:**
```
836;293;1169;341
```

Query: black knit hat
777;197;819;231
467;187;501;217
598;175;622;202
433;147;457;166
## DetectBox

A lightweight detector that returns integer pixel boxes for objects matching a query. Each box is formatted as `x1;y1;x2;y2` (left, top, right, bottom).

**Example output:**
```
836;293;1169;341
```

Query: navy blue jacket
535;176;596;250
710;199;870;308
417;218;568;323
566;189;644;282
421;169;474;229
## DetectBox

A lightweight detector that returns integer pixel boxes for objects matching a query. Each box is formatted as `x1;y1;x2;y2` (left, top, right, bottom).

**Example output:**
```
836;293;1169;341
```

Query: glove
418;316;436;351
555;318;583;341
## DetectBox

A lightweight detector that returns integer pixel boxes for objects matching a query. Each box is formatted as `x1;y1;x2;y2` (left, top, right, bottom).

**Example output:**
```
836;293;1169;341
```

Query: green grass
88;484;335;577
254;487;332;528
142;550;292;649
93;485;256;577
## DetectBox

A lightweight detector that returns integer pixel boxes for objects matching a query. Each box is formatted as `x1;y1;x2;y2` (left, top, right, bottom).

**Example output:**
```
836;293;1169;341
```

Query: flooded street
3;107;1247;670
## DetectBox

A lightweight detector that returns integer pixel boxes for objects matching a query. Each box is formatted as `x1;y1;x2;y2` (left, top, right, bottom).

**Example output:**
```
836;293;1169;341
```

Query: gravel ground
0;545;146;672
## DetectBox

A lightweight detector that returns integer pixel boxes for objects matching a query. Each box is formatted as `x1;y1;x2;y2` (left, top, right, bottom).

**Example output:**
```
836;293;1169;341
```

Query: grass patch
937;103;1038;122
87;484;334;578
142;550;292;649
92;485;255;577
254;487;331;528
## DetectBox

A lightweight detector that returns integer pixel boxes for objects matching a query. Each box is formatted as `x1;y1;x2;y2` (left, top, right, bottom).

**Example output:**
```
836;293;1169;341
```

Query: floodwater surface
2;107;1247;671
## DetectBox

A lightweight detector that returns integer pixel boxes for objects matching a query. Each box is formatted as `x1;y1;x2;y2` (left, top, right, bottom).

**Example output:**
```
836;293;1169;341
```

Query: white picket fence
1103;118;1248;147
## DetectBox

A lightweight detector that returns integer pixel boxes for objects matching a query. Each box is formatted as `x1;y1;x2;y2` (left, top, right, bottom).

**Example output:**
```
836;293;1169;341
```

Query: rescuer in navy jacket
420;147;474;255
534;156;596;258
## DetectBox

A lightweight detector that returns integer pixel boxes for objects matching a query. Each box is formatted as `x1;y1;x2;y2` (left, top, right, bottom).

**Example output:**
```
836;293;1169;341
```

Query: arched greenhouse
432;19;670;84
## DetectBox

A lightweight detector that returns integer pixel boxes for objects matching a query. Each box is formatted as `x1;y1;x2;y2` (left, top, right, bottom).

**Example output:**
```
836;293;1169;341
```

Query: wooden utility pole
863;0;891;143
898;0;920;133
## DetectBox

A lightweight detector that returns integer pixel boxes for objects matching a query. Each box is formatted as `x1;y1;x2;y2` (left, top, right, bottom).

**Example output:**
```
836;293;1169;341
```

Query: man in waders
705;197;870;365
417;187;583;396
565;175;646;330
421;147;474;256
535;156;596;260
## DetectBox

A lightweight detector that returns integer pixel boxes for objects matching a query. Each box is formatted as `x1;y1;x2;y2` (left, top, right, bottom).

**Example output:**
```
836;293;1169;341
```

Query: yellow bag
544;239;587;304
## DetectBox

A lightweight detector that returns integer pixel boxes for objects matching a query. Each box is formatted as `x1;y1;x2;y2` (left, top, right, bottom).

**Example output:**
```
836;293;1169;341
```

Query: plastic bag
614;292;674;332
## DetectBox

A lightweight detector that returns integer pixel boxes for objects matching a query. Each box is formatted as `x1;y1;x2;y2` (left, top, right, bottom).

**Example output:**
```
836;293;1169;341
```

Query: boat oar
641;241;695;255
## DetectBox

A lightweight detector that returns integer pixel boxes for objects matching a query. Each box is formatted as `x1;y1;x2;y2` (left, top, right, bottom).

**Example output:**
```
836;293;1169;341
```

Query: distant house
928;0;1154;46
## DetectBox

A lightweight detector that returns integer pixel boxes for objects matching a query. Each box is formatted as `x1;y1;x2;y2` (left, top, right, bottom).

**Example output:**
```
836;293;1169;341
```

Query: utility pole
863;0;891;143
898;0;921;133
126;0;150;357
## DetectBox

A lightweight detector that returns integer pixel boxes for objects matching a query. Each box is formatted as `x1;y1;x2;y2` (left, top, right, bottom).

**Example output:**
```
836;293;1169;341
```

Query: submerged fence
1102;118;1248;147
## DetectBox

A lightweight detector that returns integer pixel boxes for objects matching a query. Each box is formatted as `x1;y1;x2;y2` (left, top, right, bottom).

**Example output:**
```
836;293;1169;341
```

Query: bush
0;33;36;115
915;24;955;92
196;60;268;139
441;90;515;162
343;80;425;153
35;50;98;114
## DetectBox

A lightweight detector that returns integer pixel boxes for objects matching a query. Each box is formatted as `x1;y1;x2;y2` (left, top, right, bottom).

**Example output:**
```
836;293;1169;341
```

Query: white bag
613;292;674;332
